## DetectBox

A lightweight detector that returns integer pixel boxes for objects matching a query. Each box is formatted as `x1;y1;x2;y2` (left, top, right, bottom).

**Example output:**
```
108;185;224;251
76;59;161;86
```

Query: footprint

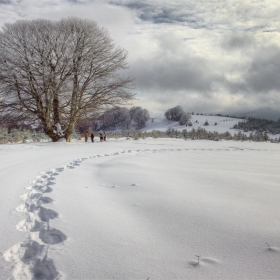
4;241;44;265
37;207;58;223
55;168;64;173
17;216;44;232
39;197;53;204
46;181;55;186
31;184;52;194
66;165;75;169
27;193;42;200
39;228;67;244
32;257;58;279
16;201;37;213
18;241;44;263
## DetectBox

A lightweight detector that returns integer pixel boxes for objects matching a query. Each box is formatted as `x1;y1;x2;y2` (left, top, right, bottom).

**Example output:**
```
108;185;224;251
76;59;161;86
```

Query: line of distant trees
233;118;280;135
106;127;280;143
1;125;278;144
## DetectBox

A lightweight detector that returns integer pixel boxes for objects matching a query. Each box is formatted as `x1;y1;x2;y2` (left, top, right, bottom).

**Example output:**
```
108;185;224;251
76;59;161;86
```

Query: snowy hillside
143;114;242;134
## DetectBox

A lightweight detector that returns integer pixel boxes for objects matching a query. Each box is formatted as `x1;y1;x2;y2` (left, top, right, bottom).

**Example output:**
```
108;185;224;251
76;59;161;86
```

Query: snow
1;123;280;279
144;115;242;134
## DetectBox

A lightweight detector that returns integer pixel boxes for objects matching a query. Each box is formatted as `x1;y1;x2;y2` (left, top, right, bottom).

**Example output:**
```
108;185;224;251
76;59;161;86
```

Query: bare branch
0;17;135;141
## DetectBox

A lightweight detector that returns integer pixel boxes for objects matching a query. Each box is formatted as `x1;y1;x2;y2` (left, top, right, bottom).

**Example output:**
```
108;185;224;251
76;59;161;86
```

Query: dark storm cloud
65;0;87;3
111;0;207;28
220;32;280;96
0;0;11;4
221;33;256;50
244;45;280;93
131;55;221;93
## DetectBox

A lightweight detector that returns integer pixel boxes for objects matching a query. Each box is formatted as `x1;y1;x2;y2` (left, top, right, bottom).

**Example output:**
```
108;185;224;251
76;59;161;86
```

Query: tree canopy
0;17;135;141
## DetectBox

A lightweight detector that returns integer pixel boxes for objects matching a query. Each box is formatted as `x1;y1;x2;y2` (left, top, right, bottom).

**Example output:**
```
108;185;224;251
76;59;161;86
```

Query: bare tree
0;18;135;141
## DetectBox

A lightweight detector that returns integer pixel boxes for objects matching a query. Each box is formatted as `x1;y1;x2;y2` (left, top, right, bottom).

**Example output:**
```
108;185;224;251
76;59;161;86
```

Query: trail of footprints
4;147;260;279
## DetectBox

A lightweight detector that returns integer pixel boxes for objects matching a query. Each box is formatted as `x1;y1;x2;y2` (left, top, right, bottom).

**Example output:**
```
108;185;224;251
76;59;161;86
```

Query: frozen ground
1;137;280;279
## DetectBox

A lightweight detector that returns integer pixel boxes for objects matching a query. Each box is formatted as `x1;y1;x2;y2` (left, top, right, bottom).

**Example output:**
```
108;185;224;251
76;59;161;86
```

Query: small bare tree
0;18;135;141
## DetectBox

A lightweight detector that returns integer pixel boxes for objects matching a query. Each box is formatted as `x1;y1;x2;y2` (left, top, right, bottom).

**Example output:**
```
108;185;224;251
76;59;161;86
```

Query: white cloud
0;0;280;116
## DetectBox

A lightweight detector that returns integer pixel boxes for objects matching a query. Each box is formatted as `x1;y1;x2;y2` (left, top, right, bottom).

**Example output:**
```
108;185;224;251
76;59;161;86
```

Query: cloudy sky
0;0;280;116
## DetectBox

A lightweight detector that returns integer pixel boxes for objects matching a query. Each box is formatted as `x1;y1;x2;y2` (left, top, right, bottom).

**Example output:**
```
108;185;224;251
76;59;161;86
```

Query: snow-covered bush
0;128;51;143
21;129;32;143
31;130;50;142
10;128;22;142
179;113;192;125
0;126;8;144
98;106;150;131
71;130;81;140
164;105;185;121
102;107;131;130
133;109;150;129
129;107;150;129
129;106;142;119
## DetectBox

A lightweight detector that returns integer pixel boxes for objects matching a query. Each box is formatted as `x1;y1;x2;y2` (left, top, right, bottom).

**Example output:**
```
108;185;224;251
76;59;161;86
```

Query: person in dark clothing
99;132;104;142
90;133;94;142
104;132;106;141
85;131;89;142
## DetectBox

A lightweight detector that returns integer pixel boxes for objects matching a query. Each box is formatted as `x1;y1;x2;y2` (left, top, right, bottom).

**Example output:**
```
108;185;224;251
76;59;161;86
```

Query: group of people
84;131;106;142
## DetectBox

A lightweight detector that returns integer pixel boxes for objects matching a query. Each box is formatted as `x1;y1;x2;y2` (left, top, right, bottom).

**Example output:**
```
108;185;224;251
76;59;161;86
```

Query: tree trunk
53;95;60;127
43;125;61;142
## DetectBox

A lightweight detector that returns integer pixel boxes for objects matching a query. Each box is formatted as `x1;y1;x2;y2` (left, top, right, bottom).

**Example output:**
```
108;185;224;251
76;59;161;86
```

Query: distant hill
143;114;280;138
143;114;242;134
234;107;280;121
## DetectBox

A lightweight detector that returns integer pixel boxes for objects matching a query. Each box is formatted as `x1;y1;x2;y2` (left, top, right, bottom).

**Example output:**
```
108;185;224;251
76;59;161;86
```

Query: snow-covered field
1;128;280;279
142;114;243;134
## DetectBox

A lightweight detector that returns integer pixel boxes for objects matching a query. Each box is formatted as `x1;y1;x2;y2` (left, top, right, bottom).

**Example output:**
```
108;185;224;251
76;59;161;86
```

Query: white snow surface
143;115;242;134
1;131;280;279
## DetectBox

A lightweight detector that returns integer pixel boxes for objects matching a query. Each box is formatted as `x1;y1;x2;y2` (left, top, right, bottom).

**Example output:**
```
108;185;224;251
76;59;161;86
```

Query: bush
129;106;142;119
164;105;184;121
98;106;150;131
133;108;150;129
179;113;192;125
102;107;131;130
